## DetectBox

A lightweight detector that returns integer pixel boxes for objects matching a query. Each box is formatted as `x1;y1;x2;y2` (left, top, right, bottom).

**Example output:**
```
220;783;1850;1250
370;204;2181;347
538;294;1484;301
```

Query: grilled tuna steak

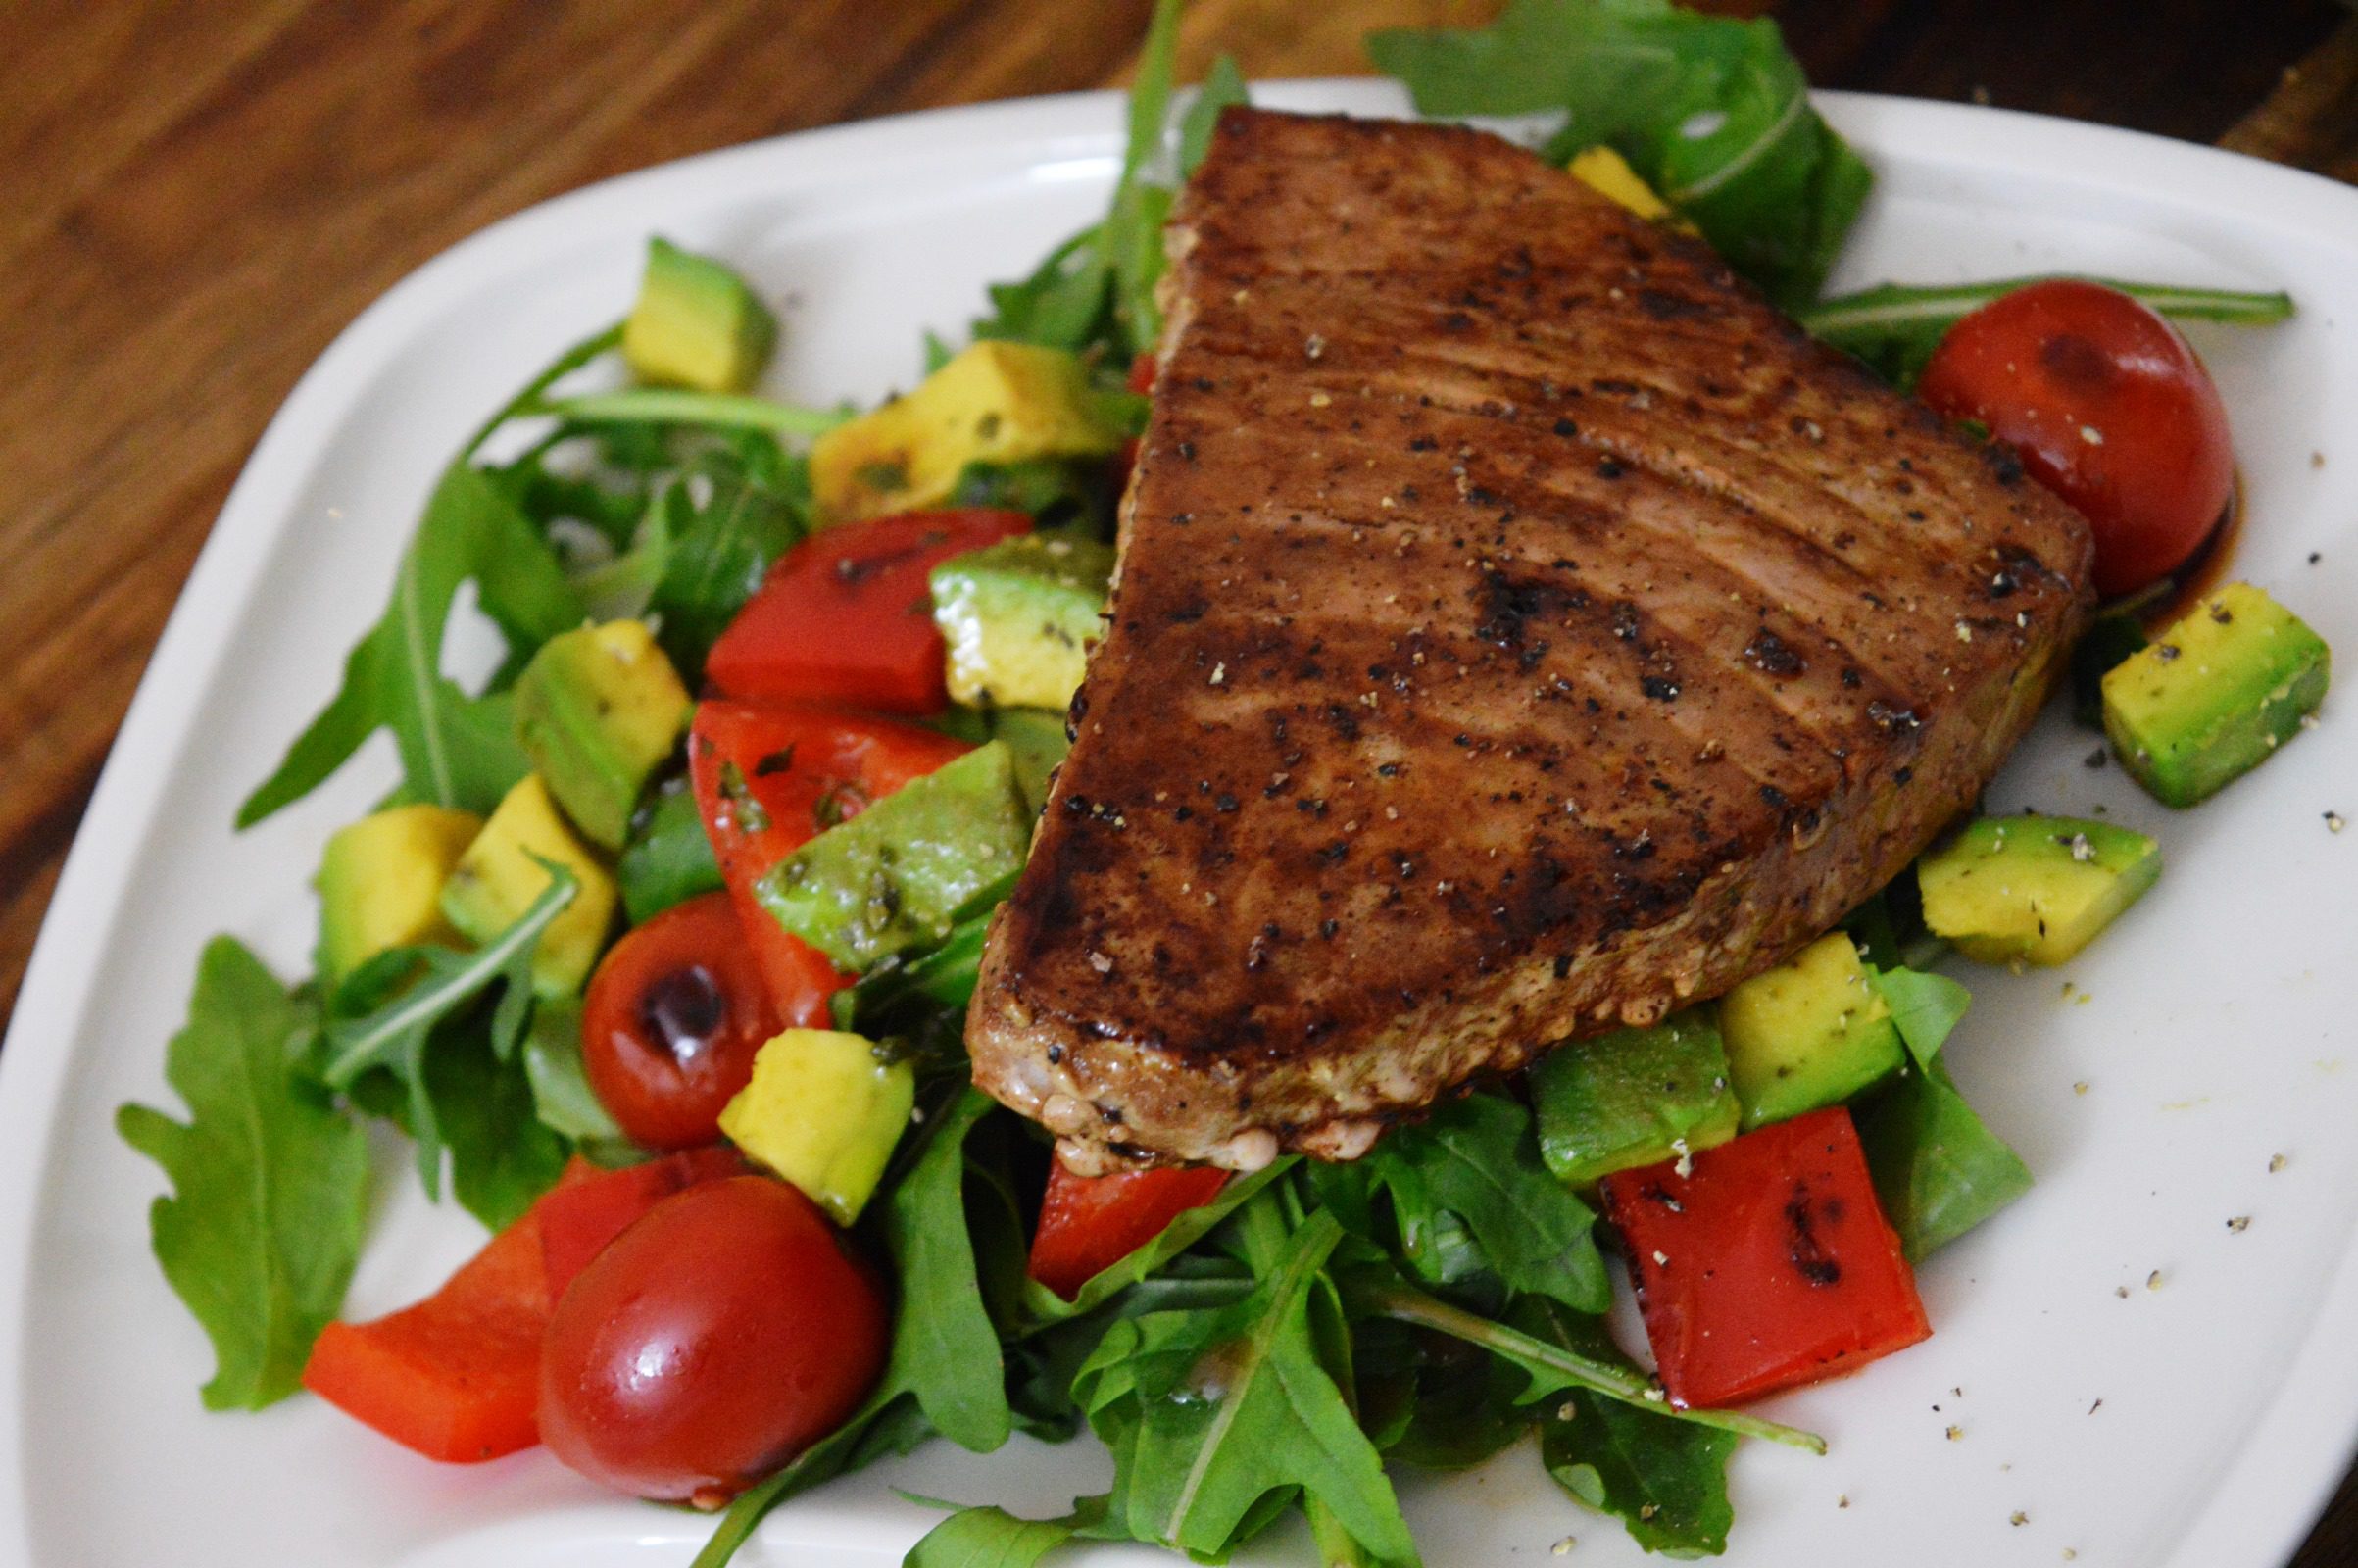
968;108;2092;1173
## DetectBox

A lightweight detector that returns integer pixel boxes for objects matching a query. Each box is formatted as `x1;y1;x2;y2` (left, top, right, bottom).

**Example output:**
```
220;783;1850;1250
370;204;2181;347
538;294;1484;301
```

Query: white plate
5;78;2357;1568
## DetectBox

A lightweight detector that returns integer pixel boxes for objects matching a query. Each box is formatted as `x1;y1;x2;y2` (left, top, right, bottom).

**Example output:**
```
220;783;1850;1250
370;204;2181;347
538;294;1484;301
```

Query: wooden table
2;2;2352;1559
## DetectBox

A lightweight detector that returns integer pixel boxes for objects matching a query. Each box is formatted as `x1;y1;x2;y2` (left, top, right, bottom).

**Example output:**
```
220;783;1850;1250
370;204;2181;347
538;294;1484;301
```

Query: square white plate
5;79;2357;1568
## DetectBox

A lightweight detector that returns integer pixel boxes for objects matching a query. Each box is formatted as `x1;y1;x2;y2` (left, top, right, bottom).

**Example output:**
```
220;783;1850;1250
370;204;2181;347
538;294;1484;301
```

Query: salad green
112;0;2318;1563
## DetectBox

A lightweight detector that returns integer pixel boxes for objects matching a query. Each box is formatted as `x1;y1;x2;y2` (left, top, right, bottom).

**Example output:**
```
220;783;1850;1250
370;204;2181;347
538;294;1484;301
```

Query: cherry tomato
581;893;781;1150
539;1176;888;1506
1916;279;2235;599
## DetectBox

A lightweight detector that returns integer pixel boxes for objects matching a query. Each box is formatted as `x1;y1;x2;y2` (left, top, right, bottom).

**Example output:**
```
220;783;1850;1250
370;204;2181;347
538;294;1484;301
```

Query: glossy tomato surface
539;1176;888;1506
581;893;781;1150
1599;1106;1929;1408
1916;279;2235;598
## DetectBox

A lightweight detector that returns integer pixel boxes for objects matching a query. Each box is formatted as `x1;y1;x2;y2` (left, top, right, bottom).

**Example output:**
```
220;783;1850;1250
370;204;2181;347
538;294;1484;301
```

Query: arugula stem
319;871;575;1087
1349;1279;1828;1454
1797;277;2293;338
527;387;850;438
463;323;623;457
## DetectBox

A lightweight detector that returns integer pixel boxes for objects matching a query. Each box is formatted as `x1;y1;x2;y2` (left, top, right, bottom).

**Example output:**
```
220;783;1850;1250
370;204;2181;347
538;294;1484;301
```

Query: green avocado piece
753;741;1029;973
1530;1010;1742;1188
1719;930;1905;1129
930;533;1115;711
2102;582;2330;807
1917;813;2161;967
512;620;692;852
621;237;778;394
615;778;723;924
439;774;619;997
317;805;482;981
984;707;1072;817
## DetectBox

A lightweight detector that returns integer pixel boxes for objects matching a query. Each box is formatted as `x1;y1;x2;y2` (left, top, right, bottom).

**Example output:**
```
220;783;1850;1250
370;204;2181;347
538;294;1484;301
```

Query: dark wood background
2;2;2353;1558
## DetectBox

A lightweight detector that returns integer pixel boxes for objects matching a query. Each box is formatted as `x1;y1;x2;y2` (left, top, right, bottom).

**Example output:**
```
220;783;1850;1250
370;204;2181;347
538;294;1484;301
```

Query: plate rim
5;78;2356;1568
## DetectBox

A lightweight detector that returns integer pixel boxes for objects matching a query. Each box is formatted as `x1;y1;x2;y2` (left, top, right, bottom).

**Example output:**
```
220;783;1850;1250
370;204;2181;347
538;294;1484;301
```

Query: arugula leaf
880;1089;1015;1452
1857;965;2032;1260
971;0;1245;364
1368;0;1870;306
1347;1272;1823;1453
461;322;623;457
1364;1091;1611;1314
1798;277;2297;389
518;996;630;1152
1381;1329;1533;1471
1178;56;1250;176
237;462;584;827
116;939;369;1410
318;869;576;1199
1074;1202;1422;1566
1869;964;1973;1067
617;778;725;923
1519;1298;1737;1556
647;458;807;679
901;1496;1114;1568
425;1007;570;1230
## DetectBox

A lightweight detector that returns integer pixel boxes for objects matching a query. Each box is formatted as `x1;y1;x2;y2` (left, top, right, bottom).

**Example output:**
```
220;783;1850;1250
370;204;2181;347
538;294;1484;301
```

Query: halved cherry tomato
302;1156;599;1463
581;895;780;1150
536;1145;745;1298
1028;1160;1230;1300
1599;1106;1929;1409
704;510;1030;713
1916;279;2235;599
539;1176;888;1505
687;700;970;1020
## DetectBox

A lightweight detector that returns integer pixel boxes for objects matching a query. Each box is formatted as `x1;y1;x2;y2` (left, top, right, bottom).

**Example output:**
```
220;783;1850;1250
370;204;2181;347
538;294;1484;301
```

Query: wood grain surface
2;2;2354;1559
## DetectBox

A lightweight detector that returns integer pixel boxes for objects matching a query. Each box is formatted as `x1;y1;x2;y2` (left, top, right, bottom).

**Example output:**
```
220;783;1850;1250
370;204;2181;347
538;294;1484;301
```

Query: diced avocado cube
1720;931;1906;1129
2102;582;2331;807
811;341;1127;523
986;707;1073;818
512;620;692;851
620;237;778;394
754;742;1029;973
1917;813;2162;967
317;805;482;981
615;778;723;924
930;534;1115;710
1531;1010;1742;1188
439;774;620;997
719;1028;914;1224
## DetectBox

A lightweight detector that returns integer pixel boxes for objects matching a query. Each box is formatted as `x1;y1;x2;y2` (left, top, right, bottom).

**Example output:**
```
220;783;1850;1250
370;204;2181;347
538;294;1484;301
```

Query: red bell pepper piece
301;1158;599;1462
536;1146;746;1299
1029;1160;1230;1301
687;700;972;1018
1599;1106;1931;1409
705;509;1030;713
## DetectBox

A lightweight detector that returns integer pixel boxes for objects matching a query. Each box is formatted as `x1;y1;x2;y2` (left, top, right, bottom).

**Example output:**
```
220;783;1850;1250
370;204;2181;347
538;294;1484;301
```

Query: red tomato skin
1028;1161;1230;1300
704;510;1030;713
537;1146;746;1298
1599;1106;1930;1409
580;894;781;1151
1916;279;2234;599
686;701;970;1019
539;1176;889;1505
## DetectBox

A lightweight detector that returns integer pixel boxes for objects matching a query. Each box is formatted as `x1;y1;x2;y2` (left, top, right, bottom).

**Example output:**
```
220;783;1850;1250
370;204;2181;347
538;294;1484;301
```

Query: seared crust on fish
967;108;2092;1172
